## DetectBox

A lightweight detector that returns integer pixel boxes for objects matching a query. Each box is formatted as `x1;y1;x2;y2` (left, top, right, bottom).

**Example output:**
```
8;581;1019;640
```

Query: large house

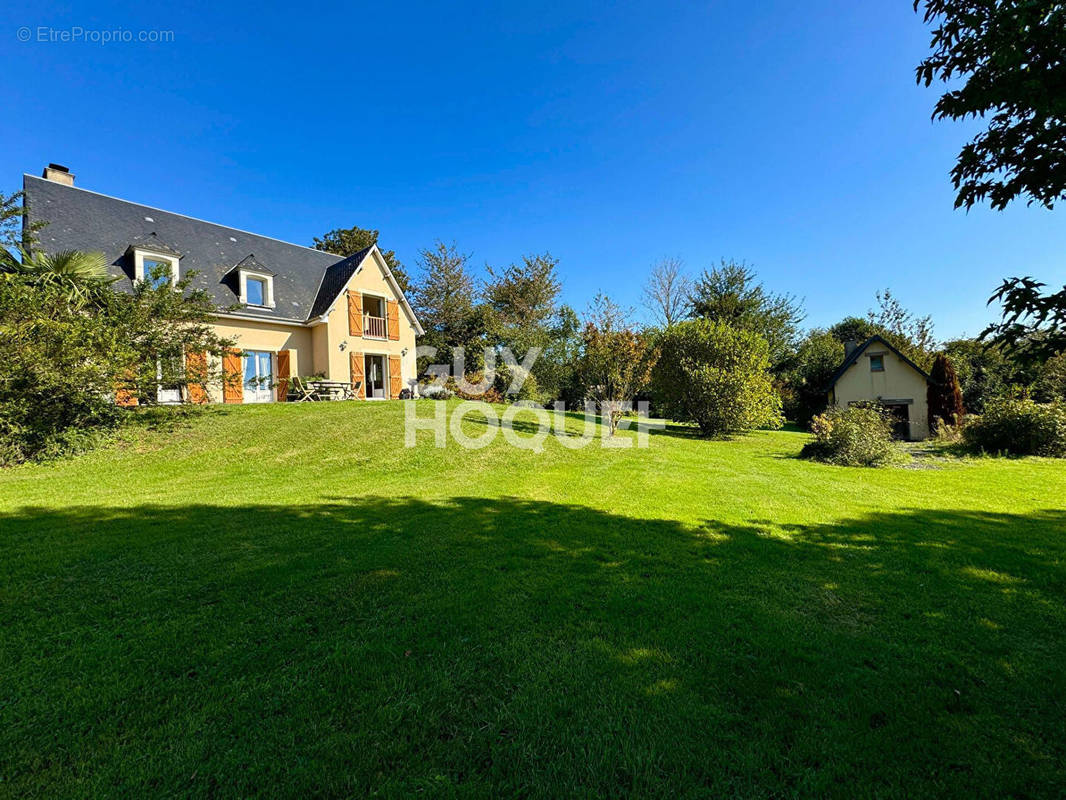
23;165;423;404
826;335;932;440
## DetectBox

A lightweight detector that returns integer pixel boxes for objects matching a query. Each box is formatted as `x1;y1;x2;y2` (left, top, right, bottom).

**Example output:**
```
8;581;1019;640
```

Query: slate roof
23;174;362;324
827;335;931;388
307;247;373;318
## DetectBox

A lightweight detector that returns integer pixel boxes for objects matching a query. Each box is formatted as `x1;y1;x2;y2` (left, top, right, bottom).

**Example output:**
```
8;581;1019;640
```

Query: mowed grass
1;400;1065;798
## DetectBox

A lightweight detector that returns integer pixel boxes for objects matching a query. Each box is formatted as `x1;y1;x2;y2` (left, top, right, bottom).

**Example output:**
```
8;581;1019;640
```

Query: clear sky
2;0;1063;339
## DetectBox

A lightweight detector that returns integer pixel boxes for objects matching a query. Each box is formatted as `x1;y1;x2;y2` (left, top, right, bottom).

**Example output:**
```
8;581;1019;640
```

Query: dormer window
240;270;275;308
132;249;180;287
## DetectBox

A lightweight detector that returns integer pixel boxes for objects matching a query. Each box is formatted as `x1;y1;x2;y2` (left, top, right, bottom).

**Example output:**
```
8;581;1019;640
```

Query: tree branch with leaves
915;0;1066;210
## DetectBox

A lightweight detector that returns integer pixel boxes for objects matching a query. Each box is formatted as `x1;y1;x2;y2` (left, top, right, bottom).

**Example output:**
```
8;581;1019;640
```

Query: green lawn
1;401;1065;798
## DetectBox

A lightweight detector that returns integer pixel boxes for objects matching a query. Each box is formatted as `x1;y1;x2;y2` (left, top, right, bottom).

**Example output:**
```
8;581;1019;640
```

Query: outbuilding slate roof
21;174;417;327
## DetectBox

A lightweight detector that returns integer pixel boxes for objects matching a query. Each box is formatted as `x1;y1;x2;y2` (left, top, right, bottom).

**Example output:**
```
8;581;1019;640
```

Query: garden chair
290;376;319;402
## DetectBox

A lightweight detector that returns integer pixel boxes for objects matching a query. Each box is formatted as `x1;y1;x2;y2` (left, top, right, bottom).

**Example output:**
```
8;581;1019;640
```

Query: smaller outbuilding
826;336;932;440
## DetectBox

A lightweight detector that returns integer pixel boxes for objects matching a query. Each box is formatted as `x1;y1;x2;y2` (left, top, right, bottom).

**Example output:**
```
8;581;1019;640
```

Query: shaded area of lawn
2;498;1065;797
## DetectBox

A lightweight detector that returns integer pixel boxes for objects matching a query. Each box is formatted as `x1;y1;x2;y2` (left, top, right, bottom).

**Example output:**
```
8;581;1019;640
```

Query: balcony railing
364;314;387;339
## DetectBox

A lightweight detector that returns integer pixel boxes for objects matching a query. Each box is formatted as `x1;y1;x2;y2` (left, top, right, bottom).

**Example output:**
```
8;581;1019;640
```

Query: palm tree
3;249;113;303
23;249;109;280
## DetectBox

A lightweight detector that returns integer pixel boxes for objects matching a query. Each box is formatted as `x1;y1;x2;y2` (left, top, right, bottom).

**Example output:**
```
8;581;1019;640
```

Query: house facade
826;335;932;440
23;165;423;404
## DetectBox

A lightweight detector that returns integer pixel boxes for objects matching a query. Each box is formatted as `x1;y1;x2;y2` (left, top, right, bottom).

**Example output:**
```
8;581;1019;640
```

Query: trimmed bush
652;319;782;437
962;398;1066;457
801;404;902;467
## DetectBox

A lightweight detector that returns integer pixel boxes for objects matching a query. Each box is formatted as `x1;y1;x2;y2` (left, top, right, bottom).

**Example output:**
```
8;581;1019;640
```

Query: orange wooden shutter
388;355;402;399
386;299;400;341
222;349;243;404
276;350;291;402
186;351;209;404
350;351;365;399
347;292;363;337
115;369;139;407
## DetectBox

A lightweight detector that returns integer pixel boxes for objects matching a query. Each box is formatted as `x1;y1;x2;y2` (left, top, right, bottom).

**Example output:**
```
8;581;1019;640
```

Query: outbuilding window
870;354;885;372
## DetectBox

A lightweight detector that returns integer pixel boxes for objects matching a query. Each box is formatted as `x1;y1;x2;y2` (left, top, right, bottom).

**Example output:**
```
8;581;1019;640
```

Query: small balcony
364;314;387;339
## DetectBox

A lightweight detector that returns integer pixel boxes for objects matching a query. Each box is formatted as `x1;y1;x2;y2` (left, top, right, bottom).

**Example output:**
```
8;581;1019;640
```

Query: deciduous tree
410;241;487;371
688;260;803;369
577;295;658;435
783;330;845;426
915;0;1066;210
642;256;691;328
312;224;411;294
982;277;1066;366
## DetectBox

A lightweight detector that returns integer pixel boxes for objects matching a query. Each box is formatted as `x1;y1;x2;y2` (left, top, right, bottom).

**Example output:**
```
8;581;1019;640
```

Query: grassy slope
1;401;1064;798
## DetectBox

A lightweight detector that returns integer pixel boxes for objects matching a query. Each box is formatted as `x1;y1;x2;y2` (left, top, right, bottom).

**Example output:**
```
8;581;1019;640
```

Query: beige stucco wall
211;319;312;374
830;346;930;439
315;249;418;393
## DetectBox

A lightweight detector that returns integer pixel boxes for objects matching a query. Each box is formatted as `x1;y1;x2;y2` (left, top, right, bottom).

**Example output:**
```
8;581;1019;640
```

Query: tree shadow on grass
1;498;1064;797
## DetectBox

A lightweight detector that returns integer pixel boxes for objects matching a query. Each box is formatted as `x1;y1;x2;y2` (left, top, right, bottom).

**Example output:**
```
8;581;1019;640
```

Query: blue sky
2;0;1063;339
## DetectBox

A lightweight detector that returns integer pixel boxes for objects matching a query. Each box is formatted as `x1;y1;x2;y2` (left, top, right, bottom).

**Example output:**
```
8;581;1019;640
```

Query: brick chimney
42;163;74;186
844;340;859;358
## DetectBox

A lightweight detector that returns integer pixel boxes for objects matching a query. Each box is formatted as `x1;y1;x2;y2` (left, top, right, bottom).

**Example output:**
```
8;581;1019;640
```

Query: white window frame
239;270;275;308
133;249;180;287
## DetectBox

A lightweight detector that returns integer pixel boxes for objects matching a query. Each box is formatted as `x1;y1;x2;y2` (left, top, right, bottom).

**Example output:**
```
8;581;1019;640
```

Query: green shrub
652;319;782;437
801;404;902;467
0;278;124;465
782;329;845;425
0;261;234;465
962;397;1066;457
493;363;540;403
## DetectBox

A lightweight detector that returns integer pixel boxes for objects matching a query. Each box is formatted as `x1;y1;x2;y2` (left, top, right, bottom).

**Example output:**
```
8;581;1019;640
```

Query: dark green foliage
0;262;233;464
782;330;845;425
119;266;236;403
1032;353;1066;403
653;319;783;437
927;353;965;431
801;404;902;467
0;190;44;267
963;397;1066;457
536;304;582;404
0;278;124;464
312;224;411;294
483;253;571;401
688;260;803;368
410;241;488;373
828;316;879;346
941;338;1019;413
982;277;1066;366
915;0;1066;210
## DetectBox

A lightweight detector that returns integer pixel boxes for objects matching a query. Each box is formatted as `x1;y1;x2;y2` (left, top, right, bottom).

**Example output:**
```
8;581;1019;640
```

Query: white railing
364;315;387;339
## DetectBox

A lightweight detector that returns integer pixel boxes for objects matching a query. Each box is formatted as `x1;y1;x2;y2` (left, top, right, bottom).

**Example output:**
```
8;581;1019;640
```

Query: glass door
243;351;274;403
365;354;386;398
